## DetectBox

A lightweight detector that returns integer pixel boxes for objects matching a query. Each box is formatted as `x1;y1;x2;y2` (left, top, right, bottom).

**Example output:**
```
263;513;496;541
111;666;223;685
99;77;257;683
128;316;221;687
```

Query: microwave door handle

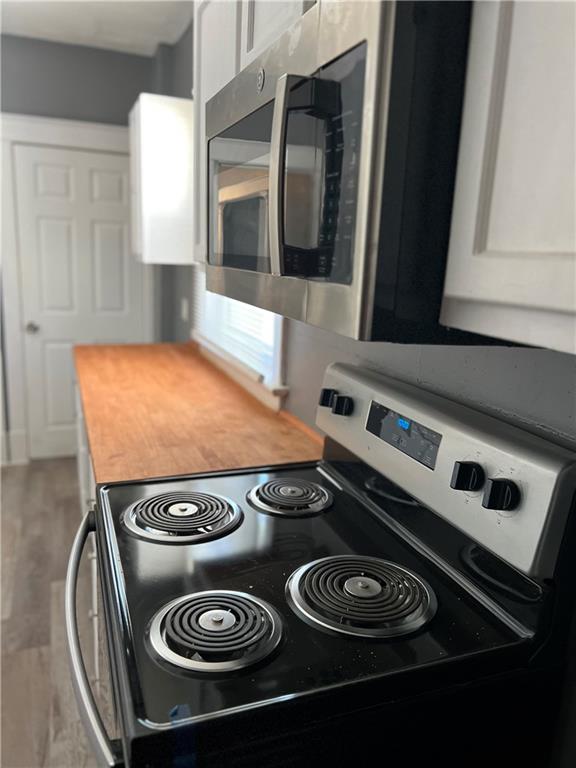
269;75;340;277
269;74;300;276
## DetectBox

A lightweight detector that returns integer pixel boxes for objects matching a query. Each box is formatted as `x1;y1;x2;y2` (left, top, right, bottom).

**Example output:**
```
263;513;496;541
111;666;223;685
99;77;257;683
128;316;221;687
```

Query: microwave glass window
281;43;366;284
222;197;265;264
209;101;274;271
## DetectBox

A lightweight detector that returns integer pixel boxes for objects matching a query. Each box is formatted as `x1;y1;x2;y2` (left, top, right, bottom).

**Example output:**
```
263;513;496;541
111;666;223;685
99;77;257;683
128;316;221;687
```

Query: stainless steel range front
205;1;474;342
65;363;576;768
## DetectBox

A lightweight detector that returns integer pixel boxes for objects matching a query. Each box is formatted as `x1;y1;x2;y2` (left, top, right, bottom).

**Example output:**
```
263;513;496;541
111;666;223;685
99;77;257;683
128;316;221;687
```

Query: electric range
68;364;576;768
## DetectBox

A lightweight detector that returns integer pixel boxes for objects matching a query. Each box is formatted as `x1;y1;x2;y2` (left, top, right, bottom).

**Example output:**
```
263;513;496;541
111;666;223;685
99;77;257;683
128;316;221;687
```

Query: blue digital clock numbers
397;417;411;432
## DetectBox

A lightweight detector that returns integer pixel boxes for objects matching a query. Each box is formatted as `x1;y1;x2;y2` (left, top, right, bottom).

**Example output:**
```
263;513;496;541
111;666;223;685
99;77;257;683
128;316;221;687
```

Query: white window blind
192;266;283;389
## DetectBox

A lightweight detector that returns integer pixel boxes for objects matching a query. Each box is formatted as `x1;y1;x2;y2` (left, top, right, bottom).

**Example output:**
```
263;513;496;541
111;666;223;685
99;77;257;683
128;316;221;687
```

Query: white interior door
14;144;152;458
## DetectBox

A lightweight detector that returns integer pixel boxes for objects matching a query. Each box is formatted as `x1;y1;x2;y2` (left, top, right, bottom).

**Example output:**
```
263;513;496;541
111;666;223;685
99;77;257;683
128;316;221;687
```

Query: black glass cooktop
97;463;527;735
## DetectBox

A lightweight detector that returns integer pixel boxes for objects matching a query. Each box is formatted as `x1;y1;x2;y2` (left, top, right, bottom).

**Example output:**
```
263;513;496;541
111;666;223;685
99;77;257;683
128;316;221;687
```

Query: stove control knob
450;461;485;492
482;479;521;511
319;388;338;407
331;395;354;416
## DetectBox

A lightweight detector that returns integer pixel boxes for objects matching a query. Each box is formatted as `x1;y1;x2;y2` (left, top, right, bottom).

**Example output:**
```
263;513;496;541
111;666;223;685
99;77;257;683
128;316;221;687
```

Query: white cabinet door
441;1;576;353
239;0;311;69
192;0;241;262
129;94;194;265
15;145;153;458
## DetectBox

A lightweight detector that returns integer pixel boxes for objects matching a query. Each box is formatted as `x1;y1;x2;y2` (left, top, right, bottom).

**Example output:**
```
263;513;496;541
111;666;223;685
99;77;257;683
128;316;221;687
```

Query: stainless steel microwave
206;1;472;341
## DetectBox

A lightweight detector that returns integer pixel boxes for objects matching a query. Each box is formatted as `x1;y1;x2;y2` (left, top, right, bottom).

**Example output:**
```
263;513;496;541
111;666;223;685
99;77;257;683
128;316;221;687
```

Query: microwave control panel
316;43;366;283
282;43;366;284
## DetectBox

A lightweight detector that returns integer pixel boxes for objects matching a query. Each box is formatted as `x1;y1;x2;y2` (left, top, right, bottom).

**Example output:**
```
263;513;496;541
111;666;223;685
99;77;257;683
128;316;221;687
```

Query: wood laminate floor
1;459;98;768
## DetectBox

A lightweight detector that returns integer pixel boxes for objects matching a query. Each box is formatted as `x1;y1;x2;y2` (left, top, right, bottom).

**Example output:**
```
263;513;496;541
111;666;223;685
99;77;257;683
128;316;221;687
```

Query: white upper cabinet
192;0;241;263
441;1;576;353
239;0;311;69
129;93;194;264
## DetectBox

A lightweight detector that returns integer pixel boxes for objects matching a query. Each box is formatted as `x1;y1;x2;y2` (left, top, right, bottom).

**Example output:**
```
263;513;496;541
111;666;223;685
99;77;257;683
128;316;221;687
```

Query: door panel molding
92;221;129;314
37;217;77;312
1;113;129;152
472;2;514;259
441;1;576;352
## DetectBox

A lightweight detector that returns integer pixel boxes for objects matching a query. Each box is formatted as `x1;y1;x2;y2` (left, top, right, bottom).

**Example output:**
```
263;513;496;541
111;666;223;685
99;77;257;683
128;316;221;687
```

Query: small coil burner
286;555;437;638
148;591;283;672
123;491;242;543
247;478;333;517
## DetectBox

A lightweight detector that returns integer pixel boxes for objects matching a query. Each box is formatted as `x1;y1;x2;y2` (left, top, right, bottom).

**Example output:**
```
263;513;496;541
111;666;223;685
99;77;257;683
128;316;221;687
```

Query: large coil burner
123;491;242;543
148;591;283;673
286;555;437;638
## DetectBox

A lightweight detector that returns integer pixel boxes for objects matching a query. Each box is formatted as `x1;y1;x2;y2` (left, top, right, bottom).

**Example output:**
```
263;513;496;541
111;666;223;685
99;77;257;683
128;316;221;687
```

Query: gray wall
284;321;576;447
1;27;195;344
167;22;194;100
0;34;153;125
152;22;196;343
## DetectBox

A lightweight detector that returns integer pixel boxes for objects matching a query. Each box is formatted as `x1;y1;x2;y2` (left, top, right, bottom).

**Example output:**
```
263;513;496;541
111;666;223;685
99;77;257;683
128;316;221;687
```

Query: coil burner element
122;491;242;543
148;591;283;672
247;479;333;517
286;555;436;638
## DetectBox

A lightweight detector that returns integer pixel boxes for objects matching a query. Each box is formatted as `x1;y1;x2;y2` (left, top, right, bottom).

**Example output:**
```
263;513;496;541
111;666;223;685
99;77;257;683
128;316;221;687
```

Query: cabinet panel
441;1;575;353
193;0;241;262
129;94;194;265
75;389;116;732
93;563;119;738
129;101;143;256
75;387;96;516
240;0;310;69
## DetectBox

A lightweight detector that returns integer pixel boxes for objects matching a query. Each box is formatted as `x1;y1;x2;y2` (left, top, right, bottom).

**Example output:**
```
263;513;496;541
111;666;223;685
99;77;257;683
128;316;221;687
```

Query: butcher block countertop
74;343;323;484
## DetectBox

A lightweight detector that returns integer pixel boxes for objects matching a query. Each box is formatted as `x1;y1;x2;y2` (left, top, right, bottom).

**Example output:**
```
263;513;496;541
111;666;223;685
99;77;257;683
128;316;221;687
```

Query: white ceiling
0;1;194;56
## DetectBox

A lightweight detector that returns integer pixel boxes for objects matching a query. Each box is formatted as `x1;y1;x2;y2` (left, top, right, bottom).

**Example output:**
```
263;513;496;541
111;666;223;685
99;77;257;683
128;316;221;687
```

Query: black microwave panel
281;42;367;285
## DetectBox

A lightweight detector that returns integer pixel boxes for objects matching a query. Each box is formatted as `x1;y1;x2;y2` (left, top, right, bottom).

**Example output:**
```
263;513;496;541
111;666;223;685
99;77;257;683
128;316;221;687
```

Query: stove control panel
317;363;576;579
366;401;442;469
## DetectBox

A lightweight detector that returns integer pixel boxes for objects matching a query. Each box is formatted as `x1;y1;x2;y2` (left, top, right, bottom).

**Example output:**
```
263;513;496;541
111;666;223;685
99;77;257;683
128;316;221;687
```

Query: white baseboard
2;429;29;465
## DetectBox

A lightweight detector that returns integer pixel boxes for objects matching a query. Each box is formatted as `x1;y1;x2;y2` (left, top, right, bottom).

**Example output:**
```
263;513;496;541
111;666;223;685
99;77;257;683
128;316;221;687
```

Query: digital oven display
365;401;442;470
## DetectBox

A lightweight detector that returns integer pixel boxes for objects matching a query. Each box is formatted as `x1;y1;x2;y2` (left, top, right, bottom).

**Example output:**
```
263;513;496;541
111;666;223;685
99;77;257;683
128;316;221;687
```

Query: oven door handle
65;510;123;768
